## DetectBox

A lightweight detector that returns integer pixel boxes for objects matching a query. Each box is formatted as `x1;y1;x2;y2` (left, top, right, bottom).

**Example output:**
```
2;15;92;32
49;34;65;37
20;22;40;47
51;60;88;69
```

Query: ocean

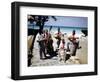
28;25;87;37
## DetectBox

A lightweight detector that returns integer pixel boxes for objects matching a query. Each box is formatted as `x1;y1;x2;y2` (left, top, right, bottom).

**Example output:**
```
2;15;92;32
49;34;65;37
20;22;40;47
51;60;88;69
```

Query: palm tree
28;15;57;54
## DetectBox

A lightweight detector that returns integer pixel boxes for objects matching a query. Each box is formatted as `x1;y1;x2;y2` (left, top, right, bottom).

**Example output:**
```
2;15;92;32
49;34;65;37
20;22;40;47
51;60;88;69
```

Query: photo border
11;1;98;80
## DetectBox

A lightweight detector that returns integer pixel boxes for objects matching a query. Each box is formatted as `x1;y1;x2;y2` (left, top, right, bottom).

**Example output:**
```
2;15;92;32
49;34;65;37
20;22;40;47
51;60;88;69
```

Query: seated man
67;30;81;56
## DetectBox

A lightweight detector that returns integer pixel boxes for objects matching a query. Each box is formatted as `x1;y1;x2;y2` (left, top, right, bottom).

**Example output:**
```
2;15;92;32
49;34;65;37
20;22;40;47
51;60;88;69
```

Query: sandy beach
28;33;88;67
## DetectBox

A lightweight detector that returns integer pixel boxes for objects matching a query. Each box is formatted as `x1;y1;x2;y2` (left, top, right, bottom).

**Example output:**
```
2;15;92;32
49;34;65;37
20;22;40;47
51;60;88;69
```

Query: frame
11;1;98;80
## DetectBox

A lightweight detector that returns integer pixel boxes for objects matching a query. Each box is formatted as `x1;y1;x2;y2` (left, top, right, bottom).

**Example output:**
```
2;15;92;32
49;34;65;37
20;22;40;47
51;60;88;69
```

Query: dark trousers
57;39;61;48
39;42;46;59
40;47;46;59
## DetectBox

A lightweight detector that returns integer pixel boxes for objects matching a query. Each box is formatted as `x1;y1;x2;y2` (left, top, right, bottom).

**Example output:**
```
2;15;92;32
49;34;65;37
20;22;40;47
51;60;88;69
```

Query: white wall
0;0;99;81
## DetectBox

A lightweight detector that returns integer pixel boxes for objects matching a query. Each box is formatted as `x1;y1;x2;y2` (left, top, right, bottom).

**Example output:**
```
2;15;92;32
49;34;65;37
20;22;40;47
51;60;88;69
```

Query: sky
45;16;88;28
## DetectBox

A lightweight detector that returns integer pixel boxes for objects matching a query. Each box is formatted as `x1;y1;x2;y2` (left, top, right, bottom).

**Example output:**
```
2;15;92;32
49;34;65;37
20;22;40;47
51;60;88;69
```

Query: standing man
55;27;62;48
44;29;50;55
37;31;47;59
